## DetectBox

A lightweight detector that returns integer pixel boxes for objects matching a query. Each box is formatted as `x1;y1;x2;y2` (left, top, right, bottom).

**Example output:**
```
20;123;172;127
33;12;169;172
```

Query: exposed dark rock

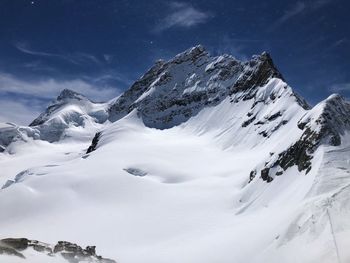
242;116;256;127
32;242;52;253
0;245;25;259
108;59;167;122
86;246;96;255
255;120;265;125
249;170;257;183
123;168;147;177
261;168;273;182
0;238;116;263
275;128;315;173
1;238;29;250
276;170;283;176
53;240;116;263
259;131;268;137
1;179;15;189
86;132;101;154
297;122;307;130
230;52;284;99
266;111;282;121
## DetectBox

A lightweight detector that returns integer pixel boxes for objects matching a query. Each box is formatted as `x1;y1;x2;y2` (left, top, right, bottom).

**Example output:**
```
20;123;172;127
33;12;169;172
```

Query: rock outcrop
0;238;116;263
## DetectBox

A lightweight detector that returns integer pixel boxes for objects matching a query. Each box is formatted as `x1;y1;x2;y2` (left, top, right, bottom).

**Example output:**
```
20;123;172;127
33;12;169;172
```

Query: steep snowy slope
1;45;350;263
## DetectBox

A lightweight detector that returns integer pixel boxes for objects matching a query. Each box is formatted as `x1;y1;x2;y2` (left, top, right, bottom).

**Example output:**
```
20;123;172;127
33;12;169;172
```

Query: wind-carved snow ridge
1;45;350;263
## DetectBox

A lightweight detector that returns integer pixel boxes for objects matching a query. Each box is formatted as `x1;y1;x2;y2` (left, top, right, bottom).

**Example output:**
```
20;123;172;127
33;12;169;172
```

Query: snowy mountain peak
172;44;208;64
108;45;294;128
56;88;88;102
323;92;347;106
30;89;89;127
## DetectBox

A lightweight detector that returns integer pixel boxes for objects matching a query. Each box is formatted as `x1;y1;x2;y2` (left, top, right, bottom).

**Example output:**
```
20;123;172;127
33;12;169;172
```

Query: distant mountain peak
29;89;91;127
56;88;87;102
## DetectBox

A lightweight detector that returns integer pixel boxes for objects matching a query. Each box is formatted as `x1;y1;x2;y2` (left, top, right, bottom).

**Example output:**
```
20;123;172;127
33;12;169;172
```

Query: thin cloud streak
0;72;123;125
14;42;103;66
278;2;306;25
330;83;350;93
0;72;121;102
0;98;42;126
269;0;332;31
154;2;212;33
209;35;250;61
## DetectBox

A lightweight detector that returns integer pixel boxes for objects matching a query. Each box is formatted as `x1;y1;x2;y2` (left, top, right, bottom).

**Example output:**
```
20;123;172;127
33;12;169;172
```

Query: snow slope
1;45;350;263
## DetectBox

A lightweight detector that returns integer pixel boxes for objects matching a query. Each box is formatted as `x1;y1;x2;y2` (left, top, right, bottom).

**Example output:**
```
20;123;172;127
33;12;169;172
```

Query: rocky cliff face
107;45;306;129
249;93;350;183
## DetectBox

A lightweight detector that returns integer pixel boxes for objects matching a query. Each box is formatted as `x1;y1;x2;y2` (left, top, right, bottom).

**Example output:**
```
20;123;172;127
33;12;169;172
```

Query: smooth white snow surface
1;98;350;263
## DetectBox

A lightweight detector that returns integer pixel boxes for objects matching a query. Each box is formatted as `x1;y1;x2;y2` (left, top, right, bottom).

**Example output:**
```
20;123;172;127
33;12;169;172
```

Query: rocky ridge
0;238;116;263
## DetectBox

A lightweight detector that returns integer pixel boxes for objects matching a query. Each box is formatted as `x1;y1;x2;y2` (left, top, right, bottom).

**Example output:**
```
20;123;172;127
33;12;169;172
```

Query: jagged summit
29;89;89;127
56;88;87;102
172;44;208;64
108;45;290;128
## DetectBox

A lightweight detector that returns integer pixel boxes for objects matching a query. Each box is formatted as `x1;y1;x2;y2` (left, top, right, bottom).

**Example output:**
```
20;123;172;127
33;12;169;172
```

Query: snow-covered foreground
1;111;349;263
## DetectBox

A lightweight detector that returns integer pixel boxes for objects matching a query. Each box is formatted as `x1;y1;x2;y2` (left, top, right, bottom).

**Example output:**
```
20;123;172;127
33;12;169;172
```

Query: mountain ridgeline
1;45;350;184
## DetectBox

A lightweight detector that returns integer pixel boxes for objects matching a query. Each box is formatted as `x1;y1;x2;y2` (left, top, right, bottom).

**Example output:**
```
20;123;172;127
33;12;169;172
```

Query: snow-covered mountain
1;45;350;263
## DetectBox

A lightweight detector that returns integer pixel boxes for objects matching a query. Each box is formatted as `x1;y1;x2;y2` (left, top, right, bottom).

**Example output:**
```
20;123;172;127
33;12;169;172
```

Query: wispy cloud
0;72;120;102
270;0;332;31
0;98;42;126
15;42;103;66
326;38;349;51
208;35;251;61
154;2;212;33
330;82;350;93
103;54;114;64
276;2;306;27
311;0;332;9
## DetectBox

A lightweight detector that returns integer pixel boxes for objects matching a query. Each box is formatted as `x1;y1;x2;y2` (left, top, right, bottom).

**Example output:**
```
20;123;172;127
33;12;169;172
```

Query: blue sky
0;0;349;124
